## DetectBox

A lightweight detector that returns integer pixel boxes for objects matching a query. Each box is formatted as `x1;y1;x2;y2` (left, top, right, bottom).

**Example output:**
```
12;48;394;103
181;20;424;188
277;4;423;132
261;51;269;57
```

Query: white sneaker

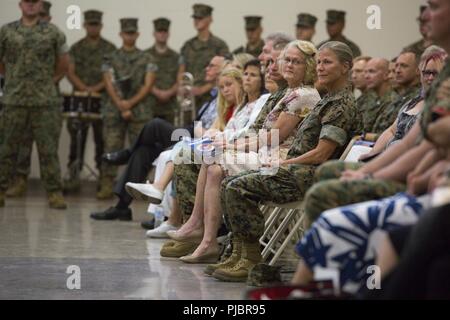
125;181;164;204
146;222;179;238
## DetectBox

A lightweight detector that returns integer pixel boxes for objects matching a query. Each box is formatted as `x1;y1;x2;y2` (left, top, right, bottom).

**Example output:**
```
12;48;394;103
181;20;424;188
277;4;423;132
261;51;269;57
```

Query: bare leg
191;164;224;257
375;233;400;279
291;259;314;285
167;197;183;227
172;164;208;237
153;161;174;192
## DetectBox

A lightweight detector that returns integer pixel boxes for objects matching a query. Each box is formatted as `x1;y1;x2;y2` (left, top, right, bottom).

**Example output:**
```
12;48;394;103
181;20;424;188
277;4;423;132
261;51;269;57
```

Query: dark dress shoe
141;216;168;230
102;149;131;166
141;219;155;230
90;207;132;221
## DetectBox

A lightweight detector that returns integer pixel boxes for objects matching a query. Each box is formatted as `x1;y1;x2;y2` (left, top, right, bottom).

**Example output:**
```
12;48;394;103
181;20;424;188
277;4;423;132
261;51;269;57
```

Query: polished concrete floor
0;180;250;300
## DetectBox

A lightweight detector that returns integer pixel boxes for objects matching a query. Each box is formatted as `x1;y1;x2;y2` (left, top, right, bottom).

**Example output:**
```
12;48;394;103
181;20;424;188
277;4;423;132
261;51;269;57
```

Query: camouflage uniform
101;47;157;179
180;35;229;108
0;20;67;193
359;89;399;134
404;39;429;57
145;46;180;123
233;16;264;58
222;85;359;241
173;86;288;218
371;84;421;134
356;90;376;132
232;39;264;58
317;10;362;57
67;36;116;173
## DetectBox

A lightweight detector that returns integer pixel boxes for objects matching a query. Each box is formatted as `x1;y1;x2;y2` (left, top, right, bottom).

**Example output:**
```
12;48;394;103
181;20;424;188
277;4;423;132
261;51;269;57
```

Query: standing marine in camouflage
180;4;229;109
64;10;116;192
317;10;361;57
0;0;68;209
295;13;317;43
145;18;182;124
97;18;157;199
233;16;265;58
209;42;361;282
6;0;54;198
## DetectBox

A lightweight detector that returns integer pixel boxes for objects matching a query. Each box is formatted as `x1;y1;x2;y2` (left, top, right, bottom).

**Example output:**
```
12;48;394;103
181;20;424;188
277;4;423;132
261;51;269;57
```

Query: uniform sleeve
217;39;230;56
319;101;350;147
54;27;69;55
0;26;6;61
102;53;112;73
146;54;158;73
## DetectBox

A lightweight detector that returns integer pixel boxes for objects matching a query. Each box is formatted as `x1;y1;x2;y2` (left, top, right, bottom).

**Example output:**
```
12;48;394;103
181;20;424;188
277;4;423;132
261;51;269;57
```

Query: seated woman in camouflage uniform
169;41;320;263
209;42;360;282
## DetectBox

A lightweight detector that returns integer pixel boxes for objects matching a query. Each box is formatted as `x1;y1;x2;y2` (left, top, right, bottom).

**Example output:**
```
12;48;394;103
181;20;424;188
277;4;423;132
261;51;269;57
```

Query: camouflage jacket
372;84;421;134
180;33;229;86
102;47;157;120
287;85;359;160
404;39;429;57
232;39;264;58
145;45;180;116
69;37;116;87
0;20;68;107
362;89;399;133
420;61;450;140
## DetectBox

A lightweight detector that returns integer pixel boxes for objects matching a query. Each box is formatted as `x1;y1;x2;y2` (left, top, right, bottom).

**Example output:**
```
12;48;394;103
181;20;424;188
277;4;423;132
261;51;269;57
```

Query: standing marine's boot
212;240;261;282
6;175;27;197
48;191;67;209
96;176;114;199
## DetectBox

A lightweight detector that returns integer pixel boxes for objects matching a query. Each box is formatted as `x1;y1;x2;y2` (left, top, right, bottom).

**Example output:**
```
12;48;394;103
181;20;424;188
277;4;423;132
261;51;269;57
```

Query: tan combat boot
204;239;242;276
212;241;262;282
48;192;67;209
6;175;27;197
96;176;114;199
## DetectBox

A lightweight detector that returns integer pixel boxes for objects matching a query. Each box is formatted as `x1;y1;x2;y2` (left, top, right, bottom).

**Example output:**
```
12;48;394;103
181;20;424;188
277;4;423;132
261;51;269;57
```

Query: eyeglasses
282;57;305;66
422;70;438;78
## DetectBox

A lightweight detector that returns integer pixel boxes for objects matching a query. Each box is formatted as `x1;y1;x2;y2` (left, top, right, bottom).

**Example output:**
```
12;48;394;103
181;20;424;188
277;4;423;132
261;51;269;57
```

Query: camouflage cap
120;18;138;33
191;3;213;18
41;1;51;16
296;13;317;28
84;10;103;23
153;17;170;31
326;9;346;24
244;16;262;30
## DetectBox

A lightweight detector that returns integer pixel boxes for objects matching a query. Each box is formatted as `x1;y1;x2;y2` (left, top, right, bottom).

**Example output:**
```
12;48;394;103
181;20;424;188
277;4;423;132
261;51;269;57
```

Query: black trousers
113;118;185;204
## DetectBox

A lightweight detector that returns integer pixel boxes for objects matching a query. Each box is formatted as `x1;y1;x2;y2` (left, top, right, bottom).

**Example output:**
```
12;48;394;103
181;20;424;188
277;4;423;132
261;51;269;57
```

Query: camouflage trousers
0;105;63;192
173;149;202;218
101;114;148;178
303;160;406;226
220;164;317;242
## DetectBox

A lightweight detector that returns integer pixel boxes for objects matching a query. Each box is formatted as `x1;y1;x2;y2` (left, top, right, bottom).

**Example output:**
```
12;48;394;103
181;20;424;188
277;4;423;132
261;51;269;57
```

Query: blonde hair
231;53;255;70
281;40;318;86
216;68;245;130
